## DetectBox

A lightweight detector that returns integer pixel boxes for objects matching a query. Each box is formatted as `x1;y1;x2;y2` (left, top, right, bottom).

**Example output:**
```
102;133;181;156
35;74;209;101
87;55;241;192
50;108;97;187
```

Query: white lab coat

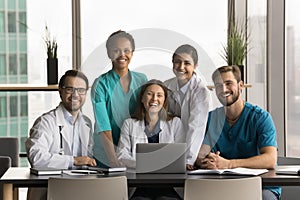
164;73;211;165
25;103;94;200
25;103;94;169
117;117;183;169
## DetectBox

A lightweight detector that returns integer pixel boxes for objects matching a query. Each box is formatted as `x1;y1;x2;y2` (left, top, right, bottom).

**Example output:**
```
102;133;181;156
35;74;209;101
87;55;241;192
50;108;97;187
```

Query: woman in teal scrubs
91;30;147;167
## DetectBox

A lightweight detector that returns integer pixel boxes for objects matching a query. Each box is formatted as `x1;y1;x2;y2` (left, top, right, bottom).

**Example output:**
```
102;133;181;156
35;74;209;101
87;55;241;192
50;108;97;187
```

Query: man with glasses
26;70;96;200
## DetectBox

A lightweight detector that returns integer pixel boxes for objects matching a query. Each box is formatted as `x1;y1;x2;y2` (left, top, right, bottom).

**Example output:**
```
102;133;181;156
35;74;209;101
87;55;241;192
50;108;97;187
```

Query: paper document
188;167;268;176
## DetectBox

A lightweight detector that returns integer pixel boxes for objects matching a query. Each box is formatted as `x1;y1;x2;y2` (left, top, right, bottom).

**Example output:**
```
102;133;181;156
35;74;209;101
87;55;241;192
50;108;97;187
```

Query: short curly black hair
106;30;135;53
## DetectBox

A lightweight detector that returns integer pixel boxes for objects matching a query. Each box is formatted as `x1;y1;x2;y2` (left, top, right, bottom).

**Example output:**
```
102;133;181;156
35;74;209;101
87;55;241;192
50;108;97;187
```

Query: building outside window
286;0;300;157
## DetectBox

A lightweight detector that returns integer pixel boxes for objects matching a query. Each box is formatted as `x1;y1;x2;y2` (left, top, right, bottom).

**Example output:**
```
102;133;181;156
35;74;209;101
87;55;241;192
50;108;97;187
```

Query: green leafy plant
44;25;57;59
221;20;249;65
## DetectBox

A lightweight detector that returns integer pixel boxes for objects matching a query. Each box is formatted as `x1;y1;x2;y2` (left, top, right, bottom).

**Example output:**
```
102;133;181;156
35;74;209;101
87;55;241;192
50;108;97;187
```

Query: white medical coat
164;73;211;165
117;117;183;169
25;103;94;169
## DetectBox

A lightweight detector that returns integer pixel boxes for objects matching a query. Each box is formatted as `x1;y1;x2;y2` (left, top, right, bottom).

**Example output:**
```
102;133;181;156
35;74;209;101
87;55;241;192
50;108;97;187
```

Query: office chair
0;137;19;167
184;177;262;200
47;176;128;200
0;156;11;200
277;156;300;200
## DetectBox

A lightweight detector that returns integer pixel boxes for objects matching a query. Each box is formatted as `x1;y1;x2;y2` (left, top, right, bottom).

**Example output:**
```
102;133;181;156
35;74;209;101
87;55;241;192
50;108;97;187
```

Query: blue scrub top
204;102;281;197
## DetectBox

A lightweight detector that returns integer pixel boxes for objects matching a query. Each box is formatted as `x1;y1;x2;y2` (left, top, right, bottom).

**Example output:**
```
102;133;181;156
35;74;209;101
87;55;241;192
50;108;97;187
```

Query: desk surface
2;167;300;187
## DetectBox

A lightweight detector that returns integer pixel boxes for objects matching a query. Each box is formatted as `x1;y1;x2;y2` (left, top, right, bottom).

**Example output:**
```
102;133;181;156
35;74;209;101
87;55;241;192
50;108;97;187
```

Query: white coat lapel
55;105;72;155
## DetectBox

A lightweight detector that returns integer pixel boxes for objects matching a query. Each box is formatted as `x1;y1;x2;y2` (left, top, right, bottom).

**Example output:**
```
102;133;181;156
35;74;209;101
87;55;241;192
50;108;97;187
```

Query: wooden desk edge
0;84;58;91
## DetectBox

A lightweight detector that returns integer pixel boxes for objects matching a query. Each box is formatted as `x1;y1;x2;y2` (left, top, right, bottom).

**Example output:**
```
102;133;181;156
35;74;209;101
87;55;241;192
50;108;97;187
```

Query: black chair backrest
0;156;11;200
0;156;11;177
0;137;19;167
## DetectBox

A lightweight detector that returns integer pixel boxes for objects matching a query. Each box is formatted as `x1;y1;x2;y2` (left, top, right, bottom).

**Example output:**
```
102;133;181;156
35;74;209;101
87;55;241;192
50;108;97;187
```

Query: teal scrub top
91;69;147;145
204;102;281;197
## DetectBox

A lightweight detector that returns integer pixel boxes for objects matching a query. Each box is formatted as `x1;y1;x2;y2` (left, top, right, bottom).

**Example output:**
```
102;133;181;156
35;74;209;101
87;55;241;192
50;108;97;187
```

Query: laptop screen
136;143;186;173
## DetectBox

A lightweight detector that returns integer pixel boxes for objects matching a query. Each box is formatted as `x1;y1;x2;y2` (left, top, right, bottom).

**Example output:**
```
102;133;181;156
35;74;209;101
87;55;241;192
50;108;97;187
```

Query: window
7;0;16;10
9;34;17;52
8;54;17;75
20;95;27;116
19;53;27;75
81;0;227;117
19;12;26;33
8;12;16;33
0;11;4;33
26;0;72;84
0;0;4;9
0;96;7;118
0;53;6;76
286;0;300;157
9;54;17;75
247;0;267;109
0;35;5;52
9;95;17;117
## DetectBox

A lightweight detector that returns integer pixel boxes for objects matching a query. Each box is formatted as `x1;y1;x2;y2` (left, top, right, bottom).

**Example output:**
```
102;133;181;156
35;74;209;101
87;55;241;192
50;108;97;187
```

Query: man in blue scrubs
196;65;281;200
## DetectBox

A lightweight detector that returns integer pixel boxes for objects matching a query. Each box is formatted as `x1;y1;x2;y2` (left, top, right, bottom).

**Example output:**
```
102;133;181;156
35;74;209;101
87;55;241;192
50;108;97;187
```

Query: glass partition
286;0;300;157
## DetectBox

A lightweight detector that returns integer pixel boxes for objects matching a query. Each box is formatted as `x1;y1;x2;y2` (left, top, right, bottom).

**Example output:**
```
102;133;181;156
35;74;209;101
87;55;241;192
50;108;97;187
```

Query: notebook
276;167;300;175
87;166;127;173
136;143;186;173
30;167;62;176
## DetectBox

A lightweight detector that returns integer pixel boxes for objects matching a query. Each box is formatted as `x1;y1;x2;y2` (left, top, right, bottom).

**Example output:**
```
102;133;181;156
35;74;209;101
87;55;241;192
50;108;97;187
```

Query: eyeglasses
62;86;87;95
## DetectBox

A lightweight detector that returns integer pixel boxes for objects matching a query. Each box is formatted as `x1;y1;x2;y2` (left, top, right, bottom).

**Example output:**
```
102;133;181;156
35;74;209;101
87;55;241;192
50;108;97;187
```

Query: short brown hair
212;65;241;83
59;70;89;89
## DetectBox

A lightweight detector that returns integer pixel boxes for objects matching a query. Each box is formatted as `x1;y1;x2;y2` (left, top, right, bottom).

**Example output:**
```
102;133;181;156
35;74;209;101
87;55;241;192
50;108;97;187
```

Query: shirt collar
178;73;196;94
61;104;75;125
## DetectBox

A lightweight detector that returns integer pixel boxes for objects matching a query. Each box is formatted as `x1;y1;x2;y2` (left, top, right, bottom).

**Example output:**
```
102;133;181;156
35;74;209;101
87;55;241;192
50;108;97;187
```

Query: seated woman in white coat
117;79;183;200
117;79;183;169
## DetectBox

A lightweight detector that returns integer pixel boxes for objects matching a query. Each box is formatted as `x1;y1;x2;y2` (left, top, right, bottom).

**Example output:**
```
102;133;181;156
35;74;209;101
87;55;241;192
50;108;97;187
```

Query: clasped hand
200;151;231;169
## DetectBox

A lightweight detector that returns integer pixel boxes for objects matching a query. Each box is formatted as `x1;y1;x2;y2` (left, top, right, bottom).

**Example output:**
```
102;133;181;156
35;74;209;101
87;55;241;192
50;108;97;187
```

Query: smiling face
59;76;87;114
172;53;197;86
214;71;243;106
142;84;166;115
108;37;133;71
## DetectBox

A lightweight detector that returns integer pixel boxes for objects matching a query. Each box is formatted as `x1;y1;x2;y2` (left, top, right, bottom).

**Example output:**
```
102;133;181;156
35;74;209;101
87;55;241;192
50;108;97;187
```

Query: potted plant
221;20;249;81
45;25;58;85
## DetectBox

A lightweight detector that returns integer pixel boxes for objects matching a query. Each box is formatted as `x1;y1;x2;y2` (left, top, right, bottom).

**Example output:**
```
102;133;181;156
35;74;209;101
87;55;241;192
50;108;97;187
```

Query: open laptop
136;143;186;173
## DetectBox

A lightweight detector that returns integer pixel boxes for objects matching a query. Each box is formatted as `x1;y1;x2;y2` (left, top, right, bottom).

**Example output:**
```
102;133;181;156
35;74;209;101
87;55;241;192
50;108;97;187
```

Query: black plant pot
238;65;245;82
47;58;58;85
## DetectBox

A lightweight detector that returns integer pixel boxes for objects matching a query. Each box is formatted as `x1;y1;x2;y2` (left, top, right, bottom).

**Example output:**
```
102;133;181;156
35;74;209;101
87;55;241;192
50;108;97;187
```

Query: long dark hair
132;79;174;121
